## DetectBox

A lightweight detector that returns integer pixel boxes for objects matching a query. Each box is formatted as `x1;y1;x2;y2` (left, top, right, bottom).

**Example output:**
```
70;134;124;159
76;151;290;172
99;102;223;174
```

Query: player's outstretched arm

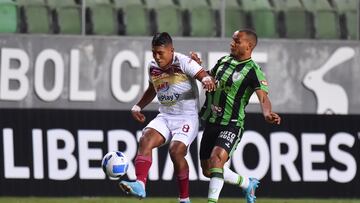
255;89;281;125
131;81;156;123
196;70;216;92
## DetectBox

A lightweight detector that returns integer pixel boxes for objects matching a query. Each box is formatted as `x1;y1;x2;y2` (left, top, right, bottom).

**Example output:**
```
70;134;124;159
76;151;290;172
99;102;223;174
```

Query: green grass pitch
0;197;359;203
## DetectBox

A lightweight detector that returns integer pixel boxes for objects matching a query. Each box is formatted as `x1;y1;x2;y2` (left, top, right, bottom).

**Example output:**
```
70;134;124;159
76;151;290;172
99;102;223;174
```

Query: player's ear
248;41;254;51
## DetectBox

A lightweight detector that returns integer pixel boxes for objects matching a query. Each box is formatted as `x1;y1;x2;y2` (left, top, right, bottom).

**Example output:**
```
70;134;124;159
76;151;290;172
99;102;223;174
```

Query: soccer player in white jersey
119;32;216;203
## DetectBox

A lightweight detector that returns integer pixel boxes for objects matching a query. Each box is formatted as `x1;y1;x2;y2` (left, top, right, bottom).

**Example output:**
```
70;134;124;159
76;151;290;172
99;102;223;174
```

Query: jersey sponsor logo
156;82;169;92
158;92;180;106
151;73;170;81
219;130;236;144
211;104;223;116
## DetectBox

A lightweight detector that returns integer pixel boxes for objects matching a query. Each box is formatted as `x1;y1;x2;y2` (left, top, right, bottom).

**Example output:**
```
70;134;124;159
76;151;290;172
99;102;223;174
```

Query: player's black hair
239;28;258;47
152;32;173;47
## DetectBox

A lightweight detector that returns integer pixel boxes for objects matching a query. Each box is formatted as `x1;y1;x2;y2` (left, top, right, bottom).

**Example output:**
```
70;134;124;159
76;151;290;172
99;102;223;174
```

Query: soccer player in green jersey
192;29;281;203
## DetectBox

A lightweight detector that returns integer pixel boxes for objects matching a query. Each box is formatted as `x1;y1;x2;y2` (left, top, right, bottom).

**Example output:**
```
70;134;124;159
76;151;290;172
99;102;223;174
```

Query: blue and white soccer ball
101;151;129;178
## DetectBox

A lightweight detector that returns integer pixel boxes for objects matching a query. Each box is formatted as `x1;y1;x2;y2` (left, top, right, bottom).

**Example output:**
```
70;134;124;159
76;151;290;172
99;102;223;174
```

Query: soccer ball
101;151;129;178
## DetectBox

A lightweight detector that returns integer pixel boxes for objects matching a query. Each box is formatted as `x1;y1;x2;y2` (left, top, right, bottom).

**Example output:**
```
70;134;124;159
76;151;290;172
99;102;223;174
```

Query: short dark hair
239;28;258;47
152;32;173;46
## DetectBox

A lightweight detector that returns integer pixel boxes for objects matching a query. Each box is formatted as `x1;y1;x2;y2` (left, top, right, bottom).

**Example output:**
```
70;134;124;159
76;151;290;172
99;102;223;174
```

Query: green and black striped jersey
199;55;268;128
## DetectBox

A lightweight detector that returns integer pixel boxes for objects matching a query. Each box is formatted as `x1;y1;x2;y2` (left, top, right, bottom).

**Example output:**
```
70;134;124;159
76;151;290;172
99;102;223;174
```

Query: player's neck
160;54;174;70
232;51;251;61
233;55;251;62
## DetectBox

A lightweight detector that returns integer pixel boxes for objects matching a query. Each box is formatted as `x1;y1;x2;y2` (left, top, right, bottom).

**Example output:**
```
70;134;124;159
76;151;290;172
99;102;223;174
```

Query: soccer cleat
119;180;146;199
243;178;259;203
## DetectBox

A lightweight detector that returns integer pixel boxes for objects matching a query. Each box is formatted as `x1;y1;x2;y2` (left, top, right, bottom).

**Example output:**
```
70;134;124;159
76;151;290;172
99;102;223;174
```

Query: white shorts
144;113;199;146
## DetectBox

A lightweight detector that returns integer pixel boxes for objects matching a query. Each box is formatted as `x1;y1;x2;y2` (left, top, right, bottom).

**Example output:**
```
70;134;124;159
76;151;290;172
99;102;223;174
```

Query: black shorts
199;122;243;160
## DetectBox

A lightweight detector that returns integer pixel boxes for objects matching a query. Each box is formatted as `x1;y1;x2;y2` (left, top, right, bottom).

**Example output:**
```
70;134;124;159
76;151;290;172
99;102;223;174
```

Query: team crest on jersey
156;82;170;92
232;71;244;81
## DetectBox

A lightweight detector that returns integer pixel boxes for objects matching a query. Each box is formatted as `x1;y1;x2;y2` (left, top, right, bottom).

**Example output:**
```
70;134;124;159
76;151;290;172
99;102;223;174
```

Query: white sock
208;168;224;203
208;177;224;202
240;176;250;189
179;197;190;202
223;167;241;185
223;167;249;189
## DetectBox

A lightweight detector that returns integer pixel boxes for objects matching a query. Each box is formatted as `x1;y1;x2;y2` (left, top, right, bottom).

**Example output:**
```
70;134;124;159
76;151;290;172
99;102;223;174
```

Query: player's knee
209;154;224;167
168;146;184;160
138;135;157;154
139;136;151;147
139;130;164;150
169;149;178;161
169;142;186;160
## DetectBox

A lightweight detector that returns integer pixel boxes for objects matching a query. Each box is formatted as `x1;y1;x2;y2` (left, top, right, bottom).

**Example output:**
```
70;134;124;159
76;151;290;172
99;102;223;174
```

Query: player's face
230;31;250;59
152;44;174;69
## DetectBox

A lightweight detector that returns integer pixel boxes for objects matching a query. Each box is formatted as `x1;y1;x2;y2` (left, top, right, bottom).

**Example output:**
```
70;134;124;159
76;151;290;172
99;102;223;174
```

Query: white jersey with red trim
148;52;203;115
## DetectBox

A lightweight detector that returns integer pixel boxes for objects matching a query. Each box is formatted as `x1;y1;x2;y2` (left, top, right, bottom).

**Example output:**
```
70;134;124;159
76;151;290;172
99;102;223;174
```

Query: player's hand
131;105;146;123
189;51;202;65
201;76;216;92
264;112;281;125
